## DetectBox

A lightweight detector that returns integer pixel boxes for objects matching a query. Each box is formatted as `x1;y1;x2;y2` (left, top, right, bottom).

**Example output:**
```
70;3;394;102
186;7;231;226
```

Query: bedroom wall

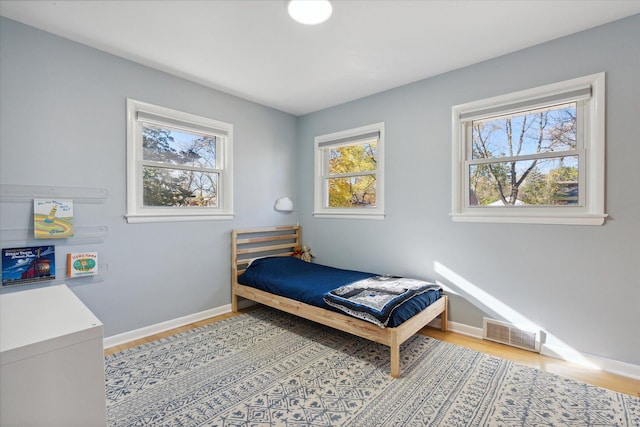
1;13;638;372
296;14;640;368
0;17;300;337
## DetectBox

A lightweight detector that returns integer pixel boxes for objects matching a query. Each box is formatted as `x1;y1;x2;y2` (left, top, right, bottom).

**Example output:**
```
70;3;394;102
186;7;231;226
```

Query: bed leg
440;295;448;332
231;288;239;313
390;333;400;378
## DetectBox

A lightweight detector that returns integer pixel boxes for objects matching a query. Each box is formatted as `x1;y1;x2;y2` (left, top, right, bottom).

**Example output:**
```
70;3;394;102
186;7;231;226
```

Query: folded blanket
323;276;441;327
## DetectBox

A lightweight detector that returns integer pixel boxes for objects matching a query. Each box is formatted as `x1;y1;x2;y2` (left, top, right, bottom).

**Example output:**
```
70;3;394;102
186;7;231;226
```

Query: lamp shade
274;197;294;212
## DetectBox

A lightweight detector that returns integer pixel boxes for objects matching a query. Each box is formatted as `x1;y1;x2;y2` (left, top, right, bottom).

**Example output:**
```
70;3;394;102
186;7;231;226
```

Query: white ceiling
1;1;639;116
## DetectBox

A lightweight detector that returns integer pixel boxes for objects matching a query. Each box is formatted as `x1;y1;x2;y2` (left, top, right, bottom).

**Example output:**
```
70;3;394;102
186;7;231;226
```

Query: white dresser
0;284;107;427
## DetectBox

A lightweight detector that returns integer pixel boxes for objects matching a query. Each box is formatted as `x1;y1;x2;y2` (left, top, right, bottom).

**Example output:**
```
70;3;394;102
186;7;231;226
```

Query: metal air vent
483;318;540;352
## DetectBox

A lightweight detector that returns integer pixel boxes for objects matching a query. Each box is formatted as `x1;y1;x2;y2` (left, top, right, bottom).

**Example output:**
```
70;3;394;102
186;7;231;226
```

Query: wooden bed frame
231;225;448;378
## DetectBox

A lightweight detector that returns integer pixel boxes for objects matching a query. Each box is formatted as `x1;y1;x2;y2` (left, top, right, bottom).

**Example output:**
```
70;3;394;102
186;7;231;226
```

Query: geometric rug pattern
105;307;640;426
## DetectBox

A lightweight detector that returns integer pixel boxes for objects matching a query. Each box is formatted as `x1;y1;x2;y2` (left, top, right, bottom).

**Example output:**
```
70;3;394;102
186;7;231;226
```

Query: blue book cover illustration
2;246;56;286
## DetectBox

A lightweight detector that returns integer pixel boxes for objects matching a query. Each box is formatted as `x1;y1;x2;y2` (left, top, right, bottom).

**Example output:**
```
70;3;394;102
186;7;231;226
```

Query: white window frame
126;98;234;223
313;122;385;220
451;73;606;225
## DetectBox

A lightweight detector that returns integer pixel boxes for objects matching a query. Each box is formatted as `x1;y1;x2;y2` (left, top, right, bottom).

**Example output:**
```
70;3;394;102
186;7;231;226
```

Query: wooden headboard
231;225;301;279
230;224;448;377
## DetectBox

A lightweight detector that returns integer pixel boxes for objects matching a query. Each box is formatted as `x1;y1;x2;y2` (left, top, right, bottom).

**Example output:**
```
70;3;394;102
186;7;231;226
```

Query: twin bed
231;225;448;378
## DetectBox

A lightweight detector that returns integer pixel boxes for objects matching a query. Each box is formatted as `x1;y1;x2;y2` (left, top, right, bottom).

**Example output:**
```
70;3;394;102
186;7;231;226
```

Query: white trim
437;320;640;379
136;110;229;137
103;298;257;349
428;318;484;338
451;73;606;225
313;122;385;219
103;304;232;349
104;305;640;380
450;212;606;226
459;85;591;122
126;98;234;223
317;131;380;148
540;345;640;381
312;212;386;220
125;213;235;223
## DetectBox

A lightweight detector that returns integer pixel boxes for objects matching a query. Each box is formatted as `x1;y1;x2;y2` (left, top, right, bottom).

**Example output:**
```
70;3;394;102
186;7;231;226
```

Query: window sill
125;213;234;223
313;211;385;220
450;212;607;225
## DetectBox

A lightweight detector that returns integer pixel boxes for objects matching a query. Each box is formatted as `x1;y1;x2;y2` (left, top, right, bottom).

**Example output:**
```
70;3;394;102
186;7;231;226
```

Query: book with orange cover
67;252;98;277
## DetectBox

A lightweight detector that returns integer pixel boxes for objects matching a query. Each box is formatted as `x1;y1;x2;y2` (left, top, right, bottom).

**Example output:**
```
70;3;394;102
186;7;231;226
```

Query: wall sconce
274;196;294;212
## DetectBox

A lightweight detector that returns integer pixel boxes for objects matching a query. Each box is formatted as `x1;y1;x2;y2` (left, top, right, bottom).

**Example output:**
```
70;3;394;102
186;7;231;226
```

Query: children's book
67;252;98;277
34;199;74;239
2;246;56;286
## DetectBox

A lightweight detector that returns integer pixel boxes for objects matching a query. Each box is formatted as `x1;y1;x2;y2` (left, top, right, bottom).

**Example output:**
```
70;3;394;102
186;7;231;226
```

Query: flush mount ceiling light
287;0;333;25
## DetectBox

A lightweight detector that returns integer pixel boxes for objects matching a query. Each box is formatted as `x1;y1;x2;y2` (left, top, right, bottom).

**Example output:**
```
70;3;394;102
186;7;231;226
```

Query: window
314;123;385;219
451;73;606;225
126;99;233;223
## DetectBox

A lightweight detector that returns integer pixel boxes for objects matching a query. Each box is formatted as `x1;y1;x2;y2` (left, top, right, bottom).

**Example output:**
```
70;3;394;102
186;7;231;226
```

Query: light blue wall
0;17;299;336
1;14;639;367
297;14;640;366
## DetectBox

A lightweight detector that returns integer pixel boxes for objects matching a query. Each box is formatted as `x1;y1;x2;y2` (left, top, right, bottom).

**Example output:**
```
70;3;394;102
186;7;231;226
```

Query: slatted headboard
231;225;301;279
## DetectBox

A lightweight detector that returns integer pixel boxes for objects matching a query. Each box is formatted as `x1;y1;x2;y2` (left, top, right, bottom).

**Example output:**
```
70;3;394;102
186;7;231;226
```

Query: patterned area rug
105;307;640;426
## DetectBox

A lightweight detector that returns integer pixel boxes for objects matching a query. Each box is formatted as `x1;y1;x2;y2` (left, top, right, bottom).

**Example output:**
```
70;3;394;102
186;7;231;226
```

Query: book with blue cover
2;245;56;286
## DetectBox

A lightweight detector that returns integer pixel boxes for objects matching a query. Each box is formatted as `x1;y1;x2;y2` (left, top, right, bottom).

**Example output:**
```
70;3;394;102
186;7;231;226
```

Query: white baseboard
432;318;640;380
540;346;640;380
105;306;640;380
103;304;233;349
433;319;484;339
103;299;259;349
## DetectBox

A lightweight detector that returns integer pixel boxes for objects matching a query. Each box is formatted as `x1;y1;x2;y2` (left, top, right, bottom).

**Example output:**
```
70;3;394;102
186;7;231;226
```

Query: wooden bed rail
230;225;448;378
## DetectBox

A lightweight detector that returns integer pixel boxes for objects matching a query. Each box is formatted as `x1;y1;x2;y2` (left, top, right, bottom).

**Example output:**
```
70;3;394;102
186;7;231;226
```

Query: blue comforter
324;276;441;327
237;256;441;328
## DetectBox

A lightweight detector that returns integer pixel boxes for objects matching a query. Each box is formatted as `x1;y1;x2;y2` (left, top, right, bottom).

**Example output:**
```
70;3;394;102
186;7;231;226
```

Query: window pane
327;141;377;175
327;175;376;208
472;103;576;160
469;156;579;206
143;166;218;207
142;125;217;169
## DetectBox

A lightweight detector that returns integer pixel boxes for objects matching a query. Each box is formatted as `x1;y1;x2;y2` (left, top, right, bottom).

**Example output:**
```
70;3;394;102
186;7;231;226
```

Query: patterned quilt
324;276;441;327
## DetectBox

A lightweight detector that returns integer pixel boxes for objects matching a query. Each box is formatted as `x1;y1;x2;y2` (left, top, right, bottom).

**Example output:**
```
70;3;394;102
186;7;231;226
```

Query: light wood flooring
104;306;640;398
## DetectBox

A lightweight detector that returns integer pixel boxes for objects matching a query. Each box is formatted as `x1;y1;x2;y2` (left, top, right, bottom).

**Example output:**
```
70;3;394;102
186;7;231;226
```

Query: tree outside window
469;103;579;207
451;73;606;225
314;123;385;220
126;98;233;223
326;141;377;208
141;125;220;208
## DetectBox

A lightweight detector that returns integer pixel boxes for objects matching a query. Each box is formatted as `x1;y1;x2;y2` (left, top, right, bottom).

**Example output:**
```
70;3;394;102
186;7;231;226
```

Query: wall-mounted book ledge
0;226;109;246
1;184;111;291
0;184;108;203
61;263;109;286
2;264;109;290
